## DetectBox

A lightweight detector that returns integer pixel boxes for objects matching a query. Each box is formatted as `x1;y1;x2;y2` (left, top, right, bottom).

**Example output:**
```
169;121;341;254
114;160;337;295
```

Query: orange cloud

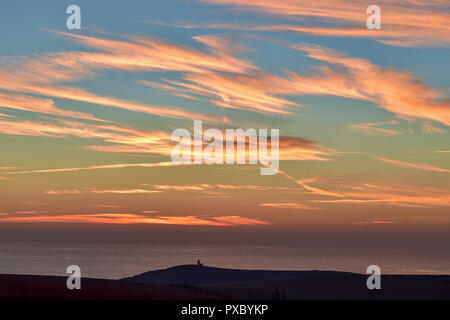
45;184;278;197
5;161;186;175
212;216;270;225
196;0;450;47
349;120;402;137
0;213;270;226
312;182;450;207
0;115;331;162
422;122;446;134
5;83;214;122
292;45;450;126
0;32;258;122
91;133;332;161
376;157;450;173
260;202;320;210
52;31;255;74
90;189;163;194
146;43;449;126
0;117;177;155
142;72;296;114
0;112;14;118
45;190;82;194
352;219;396;225
274;165;450;208
0;91;102;121
276;169;344;197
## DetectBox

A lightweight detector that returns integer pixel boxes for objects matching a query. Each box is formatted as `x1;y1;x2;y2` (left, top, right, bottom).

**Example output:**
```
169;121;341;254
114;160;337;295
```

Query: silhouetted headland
1;263;450;300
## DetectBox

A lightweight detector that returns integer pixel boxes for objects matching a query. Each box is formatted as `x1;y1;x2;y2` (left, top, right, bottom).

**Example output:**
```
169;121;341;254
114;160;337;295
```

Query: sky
0;1;449;268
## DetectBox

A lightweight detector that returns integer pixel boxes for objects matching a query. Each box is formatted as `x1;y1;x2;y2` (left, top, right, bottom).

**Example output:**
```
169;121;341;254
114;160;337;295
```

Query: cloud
0;213;270;226
349;120;402;137
45;184;279;196
292;44;450;126
0;115;332;162
275;166;450;207
148;184;270;192
376;157;450;173
5;161;186;175
351;219;396;225
0;118;179;160
0;117;178;155
2;83;215;122
195;0;450;47
260;202;320;210
141;72;296;114
45;190;82;194
276;169;344;197
422;122;446;134
0;31;259;123
3;29;447;128
311;182;450;207
52;31;255;74
90;189;163;194
212;215;270;225
0;91;103;121
0;112;14;118
94;133;332;161
146;43;450;126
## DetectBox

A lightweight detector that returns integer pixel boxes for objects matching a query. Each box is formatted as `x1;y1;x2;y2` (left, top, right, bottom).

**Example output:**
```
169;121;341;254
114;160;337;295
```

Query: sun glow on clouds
144;42;450;126
0;1;448;230
0;213;270;226
196;0;450;47
352;219;396;225
376;157;450;173
260;202;320;210
349;120;402;137
0;31;256;123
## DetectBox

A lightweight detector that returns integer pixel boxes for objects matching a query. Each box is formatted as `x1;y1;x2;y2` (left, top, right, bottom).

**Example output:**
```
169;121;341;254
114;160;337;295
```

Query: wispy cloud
0;213;270;226
376;157;450;173
351;219;396;225
260;202;320;210
0;115;332;162
195;0;450;47
277;169;344;198
422;122;446;134
5;161;186;175
141;73;296;114
146;43;450;126
275;166;450;207
293;44;450;126
45;184;283;196
312;182;450;207
90;189;163;194
349;120;402;137
0;91;103;121
0;31;259;122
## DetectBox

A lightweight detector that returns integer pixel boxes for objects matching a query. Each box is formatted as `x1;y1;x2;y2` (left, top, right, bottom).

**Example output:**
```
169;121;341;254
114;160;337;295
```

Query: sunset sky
0;1;449;266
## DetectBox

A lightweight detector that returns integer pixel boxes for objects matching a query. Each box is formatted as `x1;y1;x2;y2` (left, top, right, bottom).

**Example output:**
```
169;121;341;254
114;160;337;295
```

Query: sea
0;242;448;279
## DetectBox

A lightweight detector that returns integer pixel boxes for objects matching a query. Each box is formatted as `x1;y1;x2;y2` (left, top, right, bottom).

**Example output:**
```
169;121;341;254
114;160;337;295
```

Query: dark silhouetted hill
0;274;227;300
123;264;450;300
1;264;450;300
